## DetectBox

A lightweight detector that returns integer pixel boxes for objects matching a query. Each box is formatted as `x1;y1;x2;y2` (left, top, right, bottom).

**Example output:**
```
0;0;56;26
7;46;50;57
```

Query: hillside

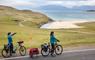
0;5;53;28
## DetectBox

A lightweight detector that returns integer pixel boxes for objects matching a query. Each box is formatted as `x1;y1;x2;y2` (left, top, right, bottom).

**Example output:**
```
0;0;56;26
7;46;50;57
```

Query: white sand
40;20;93;29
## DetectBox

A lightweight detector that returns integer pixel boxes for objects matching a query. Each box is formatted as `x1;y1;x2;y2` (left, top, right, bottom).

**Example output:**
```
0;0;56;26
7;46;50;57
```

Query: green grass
22;21;39;28
0;21;95;49
78;22;95;31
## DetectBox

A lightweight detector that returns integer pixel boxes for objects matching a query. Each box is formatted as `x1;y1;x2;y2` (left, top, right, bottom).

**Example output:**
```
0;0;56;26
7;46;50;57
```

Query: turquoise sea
40;11;95;21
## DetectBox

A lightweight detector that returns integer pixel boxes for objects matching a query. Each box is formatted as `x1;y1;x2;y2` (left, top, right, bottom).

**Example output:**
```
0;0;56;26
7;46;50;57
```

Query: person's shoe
51;53;56;57
10;53;12;56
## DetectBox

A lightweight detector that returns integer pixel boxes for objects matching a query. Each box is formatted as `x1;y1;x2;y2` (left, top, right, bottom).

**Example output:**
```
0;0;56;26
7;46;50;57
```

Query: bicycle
1;41;26;58
41;41;63;57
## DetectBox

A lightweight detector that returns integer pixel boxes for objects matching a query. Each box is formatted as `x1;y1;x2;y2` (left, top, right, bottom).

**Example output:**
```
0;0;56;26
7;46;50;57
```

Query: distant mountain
38;5;95;12
38;5;77;12
39;5;69;10
86;10;95;12
74;6;95;10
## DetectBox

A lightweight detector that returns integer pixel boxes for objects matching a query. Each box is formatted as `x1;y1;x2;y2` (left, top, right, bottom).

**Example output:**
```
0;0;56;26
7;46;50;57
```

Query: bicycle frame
13;43;19;52
14;41;24;52
48;42;58;49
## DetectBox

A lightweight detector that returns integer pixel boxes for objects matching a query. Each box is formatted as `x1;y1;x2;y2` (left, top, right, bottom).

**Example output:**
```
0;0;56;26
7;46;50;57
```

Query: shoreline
40;20;95;29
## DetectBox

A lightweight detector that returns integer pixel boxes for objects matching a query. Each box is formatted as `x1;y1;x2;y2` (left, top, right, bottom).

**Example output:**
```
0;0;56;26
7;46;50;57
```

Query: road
1;48;95;60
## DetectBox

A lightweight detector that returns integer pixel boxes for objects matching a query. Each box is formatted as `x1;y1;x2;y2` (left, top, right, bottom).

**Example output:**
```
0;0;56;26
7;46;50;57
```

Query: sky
0;0;95;9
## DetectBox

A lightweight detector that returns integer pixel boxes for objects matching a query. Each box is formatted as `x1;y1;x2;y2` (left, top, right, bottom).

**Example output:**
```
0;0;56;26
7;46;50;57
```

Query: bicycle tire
1;49;10;58
19;46;26;56
55;45;63;55
41;48;50;57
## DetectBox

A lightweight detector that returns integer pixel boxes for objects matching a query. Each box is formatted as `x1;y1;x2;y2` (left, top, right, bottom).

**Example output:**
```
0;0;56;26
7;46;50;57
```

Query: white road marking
0;56;29;60
63;48;95;53
1;48;95;60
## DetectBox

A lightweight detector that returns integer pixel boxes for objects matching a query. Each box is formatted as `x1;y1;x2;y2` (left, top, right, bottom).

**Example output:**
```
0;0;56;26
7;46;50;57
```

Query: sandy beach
40;20;94;29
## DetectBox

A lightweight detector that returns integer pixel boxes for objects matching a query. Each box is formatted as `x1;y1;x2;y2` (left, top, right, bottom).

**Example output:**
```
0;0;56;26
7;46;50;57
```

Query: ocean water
41;11;95;21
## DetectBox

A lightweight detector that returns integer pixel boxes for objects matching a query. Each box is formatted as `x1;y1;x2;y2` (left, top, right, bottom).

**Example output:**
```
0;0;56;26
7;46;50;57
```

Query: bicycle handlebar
57;40;60;42
17;41;24;44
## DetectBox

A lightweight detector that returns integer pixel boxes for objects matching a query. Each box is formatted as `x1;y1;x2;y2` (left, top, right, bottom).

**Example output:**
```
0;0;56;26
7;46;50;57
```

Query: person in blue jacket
50;31;59;55
7;32;16;55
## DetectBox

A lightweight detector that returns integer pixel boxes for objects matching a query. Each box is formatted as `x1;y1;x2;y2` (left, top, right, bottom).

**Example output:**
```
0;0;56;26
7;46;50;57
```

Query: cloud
46;0;95;8
0;0;95;9
0;0;33;6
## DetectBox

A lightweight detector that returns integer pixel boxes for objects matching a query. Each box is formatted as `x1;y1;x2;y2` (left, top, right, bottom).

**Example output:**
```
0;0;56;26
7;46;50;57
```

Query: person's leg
51;43;55;55
10;43;12;56
11;43;15;53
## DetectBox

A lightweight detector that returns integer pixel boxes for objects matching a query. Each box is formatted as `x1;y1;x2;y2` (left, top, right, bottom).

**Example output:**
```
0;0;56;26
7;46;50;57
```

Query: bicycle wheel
55;45;63;55
41;48;50;57
1;49;10;58
19;46;26;56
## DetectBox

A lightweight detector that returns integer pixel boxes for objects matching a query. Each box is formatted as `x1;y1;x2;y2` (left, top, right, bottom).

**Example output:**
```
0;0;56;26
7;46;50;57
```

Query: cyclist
50;31;59;56
7;32;16;56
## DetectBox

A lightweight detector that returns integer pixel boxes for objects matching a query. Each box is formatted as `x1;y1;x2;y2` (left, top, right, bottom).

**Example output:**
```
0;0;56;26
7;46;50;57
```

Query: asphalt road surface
1;49;95;60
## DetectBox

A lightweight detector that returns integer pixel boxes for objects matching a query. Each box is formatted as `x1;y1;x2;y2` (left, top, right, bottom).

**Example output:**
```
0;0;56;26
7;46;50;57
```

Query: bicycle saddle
17;41;24;44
